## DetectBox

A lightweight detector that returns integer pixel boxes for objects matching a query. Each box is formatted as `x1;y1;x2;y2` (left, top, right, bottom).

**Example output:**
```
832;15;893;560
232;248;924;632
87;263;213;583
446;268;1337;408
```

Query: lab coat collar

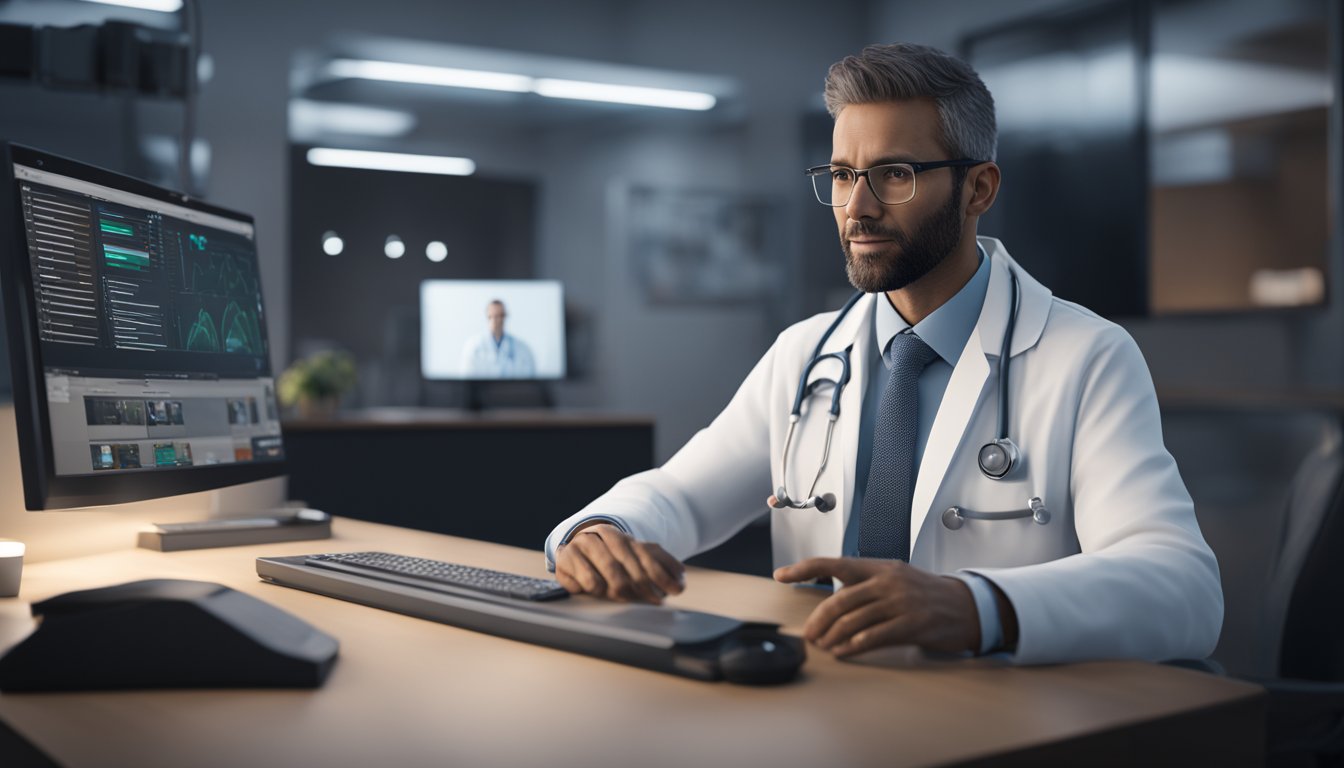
909;237;1053;551
974;236;1052;359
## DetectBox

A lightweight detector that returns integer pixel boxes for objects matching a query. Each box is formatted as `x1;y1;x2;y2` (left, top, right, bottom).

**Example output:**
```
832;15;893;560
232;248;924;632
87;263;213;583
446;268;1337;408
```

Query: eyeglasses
804;159;984;207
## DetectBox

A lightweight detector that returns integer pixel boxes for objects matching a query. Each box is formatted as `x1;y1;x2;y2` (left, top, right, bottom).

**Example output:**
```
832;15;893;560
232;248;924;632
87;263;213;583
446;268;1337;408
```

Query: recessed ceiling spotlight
426;241;448;262
321;231;344;256
384;235;405;259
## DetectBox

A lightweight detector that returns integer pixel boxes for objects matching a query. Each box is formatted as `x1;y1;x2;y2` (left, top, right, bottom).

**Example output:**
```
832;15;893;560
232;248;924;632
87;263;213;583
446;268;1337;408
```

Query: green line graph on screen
169;225;267;356
183;249;258;298
181;300;263;354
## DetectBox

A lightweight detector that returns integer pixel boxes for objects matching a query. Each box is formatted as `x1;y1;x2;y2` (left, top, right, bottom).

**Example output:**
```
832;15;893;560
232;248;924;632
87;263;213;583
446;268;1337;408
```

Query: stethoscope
768;267;1051;529
492;335;516;361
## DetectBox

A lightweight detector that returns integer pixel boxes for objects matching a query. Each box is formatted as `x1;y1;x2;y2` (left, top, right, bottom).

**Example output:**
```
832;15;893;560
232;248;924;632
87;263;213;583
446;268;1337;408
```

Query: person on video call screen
459;299;536;378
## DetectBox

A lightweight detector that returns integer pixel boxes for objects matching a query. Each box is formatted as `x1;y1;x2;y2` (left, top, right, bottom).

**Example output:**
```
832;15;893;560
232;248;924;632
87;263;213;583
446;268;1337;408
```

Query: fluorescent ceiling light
290;100;416;138
328;58;719;111
306;148;476;176
534;78;716;110
329;59;532;93
82;0;183;11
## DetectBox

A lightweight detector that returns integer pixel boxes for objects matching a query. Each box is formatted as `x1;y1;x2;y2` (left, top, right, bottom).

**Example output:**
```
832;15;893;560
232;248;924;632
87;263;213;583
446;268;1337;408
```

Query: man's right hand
554;523;685;604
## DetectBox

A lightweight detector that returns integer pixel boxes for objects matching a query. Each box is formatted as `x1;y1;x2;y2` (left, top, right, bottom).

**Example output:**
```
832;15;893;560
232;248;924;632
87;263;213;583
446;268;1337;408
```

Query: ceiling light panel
533;78;717;110
306;148;475;176
328;59;533;93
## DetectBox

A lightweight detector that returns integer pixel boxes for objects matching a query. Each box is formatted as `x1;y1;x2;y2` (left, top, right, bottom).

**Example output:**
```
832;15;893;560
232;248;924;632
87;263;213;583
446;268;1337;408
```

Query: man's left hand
774;558;980;657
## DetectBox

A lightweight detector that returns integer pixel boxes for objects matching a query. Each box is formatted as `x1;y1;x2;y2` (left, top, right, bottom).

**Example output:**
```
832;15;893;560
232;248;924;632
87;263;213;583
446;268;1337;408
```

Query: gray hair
824;43;997;163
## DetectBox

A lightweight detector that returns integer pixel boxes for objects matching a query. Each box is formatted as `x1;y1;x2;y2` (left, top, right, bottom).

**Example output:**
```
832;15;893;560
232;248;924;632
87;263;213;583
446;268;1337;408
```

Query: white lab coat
547;237;1223;664
459;332;536;378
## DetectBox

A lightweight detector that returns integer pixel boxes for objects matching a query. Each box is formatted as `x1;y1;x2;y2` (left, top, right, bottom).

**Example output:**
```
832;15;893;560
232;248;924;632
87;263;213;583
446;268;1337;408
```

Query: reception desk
282;408;655;549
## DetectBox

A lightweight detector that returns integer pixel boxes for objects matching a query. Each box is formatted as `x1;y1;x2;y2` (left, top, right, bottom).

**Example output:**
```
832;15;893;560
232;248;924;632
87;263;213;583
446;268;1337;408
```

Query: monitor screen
0;143;285;509
420;280;565;381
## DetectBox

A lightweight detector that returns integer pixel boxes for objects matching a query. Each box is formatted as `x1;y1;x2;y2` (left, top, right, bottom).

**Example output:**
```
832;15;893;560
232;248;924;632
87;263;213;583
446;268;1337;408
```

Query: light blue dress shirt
845;247;1005;654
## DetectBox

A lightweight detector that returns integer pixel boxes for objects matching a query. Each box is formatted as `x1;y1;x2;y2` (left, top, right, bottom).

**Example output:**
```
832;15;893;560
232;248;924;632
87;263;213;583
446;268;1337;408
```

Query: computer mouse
717;626;806;685
0;578;338;692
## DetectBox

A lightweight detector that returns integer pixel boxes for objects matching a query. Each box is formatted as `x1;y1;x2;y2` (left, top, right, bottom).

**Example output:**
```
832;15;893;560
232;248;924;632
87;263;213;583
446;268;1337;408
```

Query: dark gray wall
193;0;869;460
288;151;538;380
19;0;1322;462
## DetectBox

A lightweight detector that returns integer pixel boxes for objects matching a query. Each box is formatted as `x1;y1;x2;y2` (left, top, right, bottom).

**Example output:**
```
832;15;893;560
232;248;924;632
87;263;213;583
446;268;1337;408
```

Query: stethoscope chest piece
977;438;1020;480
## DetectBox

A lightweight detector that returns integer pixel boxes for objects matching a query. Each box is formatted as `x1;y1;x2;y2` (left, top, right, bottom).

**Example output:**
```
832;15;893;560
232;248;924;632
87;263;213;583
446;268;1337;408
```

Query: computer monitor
420;279;566;381
0;142;286;510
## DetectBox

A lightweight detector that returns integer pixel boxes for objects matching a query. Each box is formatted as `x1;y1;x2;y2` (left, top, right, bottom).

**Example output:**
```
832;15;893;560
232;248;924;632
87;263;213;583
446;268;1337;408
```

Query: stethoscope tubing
773;266;1041;524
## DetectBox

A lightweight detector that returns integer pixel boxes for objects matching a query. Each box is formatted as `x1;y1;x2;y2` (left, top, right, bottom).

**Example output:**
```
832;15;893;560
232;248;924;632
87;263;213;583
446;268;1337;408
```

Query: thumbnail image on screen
420;280;566;380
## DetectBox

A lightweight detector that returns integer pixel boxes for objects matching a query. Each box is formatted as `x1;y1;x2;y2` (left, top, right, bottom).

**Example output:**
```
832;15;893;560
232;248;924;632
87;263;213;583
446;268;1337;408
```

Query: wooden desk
0;518;1264;767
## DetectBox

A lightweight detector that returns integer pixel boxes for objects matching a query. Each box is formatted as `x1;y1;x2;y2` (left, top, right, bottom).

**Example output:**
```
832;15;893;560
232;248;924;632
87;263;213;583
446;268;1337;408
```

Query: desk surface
0;518;1263;768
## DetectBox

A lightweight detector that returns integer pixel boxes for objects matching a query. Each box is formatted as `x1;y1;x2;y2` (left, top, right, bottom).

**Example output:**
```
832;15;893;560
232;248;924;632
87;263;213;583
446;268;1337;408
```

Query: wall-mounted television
420;279;565;381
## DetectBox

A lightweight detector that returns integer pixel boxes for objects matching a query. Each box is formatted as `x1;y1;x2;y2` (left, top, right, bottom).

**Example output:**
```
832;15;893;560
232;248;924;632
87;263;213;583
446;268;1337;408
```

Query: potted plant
277;350;357;419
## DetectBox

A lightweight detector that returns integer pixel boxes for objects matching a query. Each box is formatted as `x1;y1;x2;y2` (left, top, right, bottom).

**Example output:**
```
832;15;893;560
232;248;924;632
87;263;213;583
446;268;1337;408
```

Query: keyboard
257;553;760;681
304;551;569;602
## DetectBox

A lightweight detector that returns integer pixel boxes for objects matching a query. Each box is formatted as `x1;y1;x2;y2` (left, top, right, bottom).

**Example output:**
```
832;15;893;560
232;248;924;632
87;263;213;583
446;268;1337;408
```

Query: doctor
545;43;1222;664
459;299;536;378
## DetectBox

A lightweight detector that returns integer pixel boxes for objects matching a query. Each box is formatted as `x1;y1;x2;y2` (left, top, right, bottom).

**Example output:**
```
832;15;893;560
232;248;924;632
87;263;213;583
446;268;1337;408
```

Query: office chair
1168;408;1344;767
1259;418;1344;766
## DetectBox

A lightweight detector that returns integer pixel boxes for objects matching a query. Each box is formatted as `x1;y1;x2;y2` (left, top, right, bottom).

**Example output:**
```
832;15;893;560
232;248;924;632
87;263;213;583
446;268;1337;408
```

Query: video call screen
420;279;566;381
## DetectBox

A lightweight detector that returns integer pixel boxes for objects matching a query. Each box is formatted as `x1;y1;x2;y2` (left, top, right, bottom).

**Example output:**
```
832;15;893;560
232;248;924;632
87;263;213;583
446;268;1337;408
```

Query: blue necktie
858;331;939;561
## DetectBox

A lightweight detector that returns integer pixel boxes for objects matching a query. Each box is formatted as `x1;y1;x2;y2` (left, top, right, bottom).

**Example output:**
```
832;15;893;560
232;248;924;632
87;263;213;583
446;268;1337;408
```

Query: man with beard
544;43;1222;664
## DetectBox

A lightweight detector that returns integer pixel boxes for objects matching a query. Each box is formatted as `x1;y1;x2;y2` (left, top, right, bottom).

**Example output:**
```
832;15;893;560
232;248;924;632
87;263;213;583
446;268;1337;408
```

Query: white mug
0;541;25;598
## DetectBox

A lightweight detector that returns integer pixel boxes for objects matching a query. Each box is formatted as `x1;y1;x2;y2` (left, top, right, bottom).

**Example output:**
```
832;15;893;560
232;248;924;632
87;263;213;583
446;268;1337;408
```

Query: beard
842;179;965;293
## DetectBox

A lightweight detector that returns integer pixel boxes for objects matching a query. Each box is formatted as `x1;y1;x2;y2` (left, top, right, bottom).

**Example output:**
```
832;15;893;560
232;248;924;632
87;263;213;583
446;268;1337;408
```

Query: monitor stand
136;477;332;552
464;380;554;411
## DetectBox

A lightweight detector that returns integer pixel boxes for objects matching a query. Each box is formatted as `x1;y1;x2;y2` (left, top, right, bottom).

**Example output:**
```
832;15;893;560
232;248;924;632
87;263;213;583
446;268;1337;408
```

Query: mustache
844;221;905;242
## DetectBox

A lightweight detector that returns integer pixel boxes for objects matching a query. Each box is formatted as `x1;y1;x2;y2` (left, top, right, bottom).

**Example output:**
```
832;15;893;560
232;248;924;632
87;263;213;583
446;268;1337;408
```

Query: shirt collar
875;244;990;367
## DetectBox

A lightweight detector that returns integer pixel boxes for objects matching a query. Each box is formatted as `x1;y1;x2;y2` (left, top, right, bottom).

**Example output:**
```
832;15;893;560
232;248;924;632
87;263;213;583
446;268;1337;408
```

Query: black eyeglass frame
804;158;986;206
